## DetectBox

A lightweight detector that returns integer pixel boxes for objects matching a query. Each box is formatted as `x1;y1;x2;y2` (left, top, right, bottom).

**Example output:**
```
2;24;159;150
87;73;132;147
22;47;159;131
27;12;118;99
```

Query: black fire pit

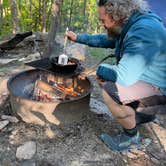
7;69;92;126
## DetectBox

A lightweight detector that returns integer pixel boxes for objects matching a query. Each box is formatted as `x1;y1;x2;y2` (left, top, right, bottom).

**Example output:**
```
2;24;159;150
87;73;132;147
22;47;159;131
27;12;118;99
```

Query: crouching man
66;0;166;151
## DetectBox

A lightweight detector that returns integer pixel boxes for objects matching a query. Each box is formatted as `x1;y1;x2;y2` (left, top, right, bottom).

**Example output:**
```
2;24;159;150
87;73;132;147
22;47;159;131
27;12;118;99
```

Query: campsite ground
0;34;165;166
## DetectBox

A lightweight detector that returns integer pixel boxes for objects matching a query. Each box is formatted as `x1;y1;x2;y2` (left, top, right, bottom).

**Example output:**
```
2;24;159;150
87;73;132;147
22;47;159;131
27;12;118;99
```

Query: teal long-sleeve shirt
76;12;166;96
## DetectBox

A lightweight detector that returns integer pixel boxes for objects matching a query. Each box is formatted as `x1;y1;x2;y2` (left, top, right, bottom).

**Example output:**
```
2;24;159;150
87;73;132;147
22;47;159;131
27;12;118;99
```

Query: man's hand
66;31;77;41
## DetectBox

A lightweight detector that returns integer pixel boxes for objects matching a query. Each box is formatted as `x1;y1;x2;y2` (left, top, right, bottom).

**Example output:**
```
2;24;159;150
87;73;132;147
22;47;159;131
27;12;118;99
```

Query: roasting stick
82;54;114;76
63;27;69;54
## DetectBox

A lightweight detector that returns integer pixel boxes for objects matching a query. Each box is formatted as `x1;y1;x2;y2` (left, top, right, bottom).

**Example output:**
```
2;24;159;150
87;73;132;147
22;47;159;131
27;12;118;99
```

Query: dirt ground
0;35;165;166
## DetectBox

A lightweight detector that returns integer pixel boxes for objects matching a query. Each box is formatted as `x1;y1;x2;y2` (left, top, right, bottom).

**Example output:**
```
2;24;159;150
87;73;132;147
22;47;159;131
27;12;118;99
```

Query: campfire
32;73;85;102
7;69;92;125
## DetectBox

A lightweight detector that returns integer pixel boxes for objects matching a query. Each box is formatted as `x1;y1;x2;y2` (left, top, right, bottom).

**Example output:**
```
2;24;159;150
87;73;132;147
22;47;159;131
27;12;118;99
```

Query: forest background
0;0;101;37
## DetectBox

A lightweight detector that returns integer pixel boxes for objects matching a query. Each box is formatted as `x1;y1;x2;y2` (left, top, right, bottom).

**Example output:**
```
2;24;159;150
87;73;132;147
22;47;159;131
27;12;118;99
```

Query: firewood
35;79;79;97
35;80;56;93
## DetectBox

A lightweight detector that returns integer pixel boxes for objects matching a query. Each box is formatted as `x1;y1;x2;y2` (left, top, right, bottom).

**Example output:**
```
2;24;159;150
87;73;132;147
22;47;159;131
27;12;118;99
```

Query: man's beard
107;24;122;39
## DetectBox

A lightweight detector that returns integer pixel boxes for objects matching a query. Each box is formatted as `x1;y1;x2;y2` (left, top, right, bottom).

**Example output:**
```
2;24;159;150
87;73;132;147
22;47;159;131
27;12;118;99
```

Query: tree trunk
10;0;20;33
42;0;47;32
60;0;69;29
38;0;42;30
68;0;74;28
29;0;32;18
0;0;3;32
42;0;62;58
83;0;87;16
83;0;87;31
29;0;32;28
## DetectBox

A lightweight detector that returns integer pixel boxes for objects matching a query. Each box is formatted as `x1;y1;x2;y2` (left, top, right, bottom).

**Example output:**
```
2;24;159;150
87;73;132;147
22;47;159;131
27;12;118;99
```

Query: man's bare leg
99;89;140;151
102;89;136;129
97;80;162;151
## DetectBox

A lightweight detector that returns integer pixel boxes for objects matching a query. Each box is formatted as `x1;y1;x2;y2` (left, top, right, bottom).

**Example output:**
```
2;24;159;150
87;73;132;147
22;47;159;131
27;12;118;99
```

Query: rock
16;141;36;160
0;78;8;94
0;58;17;64
22;52;41;62
142;138;152;147
2;92;8;96
0;120;9;130
150;123;166;151
90;98;112;117
18;57;26;62
67;43;88;61
151;157;160;165
130;149;146;156
21;161;36;166
1;115;19;123
126;152;137;159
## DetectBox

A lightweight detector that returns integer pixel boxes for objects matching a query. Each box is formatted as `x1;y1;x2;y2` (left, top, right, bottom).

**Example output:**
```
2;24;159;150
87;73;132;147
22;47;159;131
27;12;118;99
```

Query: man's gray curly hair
98;0;149;21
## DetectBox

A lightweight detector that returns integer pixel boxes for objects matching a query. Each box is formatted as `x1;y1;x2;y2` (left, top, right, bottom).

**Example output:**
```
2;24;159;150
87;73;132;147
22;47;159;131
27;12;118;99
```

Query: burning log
35;80;57;94
54;83;80;97
33;79;81;102
33;80;63;102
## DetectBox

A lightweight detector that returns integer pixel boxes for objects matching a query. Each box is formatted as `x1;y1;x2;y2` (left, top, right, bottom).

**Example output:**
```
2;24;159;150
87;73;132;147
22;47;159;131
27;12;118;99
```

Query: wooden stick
82;54;114;76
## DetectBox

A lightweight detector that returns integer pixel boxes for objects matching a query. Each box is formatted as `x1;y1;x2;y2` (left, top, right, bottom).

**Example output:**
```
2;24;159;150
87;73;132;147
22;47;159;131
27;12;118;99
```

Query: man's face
98;6;115;29
98;6;122;38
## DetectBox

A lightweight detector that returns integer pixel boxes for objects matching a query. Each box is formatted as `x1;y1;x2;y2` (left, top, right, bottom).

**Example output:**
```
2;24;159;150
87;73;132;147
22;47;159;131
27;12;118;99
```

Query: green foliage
1;0;52;35
90;47;108;59
0;0;101;35
89;47;117;64
0;0;117;65
0;0;12;35
60;0;99;33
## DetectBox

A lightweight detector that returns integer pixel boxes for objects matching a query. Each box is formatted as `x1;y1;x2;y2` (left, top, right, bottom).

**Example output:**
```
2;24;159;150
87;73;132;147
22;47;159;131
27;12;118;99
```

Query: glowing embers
32;73;86;102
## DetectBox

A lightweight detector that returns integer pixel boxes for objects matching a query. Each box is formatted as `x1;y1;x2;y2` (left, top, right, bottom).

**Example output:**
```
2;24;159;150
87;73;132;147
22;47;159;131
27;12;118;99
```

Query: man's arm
66;31;116;48
76;34;116;48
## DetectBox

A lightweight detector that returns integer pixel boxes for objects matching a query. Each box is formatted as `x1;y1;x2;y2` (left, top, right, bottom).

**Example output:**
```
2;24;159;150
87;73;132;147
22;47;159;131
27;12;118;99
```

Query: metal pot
49;56;79;73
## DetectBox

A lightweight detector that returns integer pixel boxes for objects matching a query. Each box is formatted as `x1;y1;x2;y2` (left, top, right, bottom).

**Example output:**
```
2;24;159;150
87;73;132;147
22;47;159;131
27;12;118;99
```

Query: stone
126;152;137;159
16;141;36;160
151;157;160;165
23;52;41;62
0;120;9;130
90;98;112;117
22;161;36;166
130;149;146;156
0;78;8;94
1;115;19;123
142;138;152;147
2;92;8;96
150;123;166;151
0;58;17;64
67;43;88;61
